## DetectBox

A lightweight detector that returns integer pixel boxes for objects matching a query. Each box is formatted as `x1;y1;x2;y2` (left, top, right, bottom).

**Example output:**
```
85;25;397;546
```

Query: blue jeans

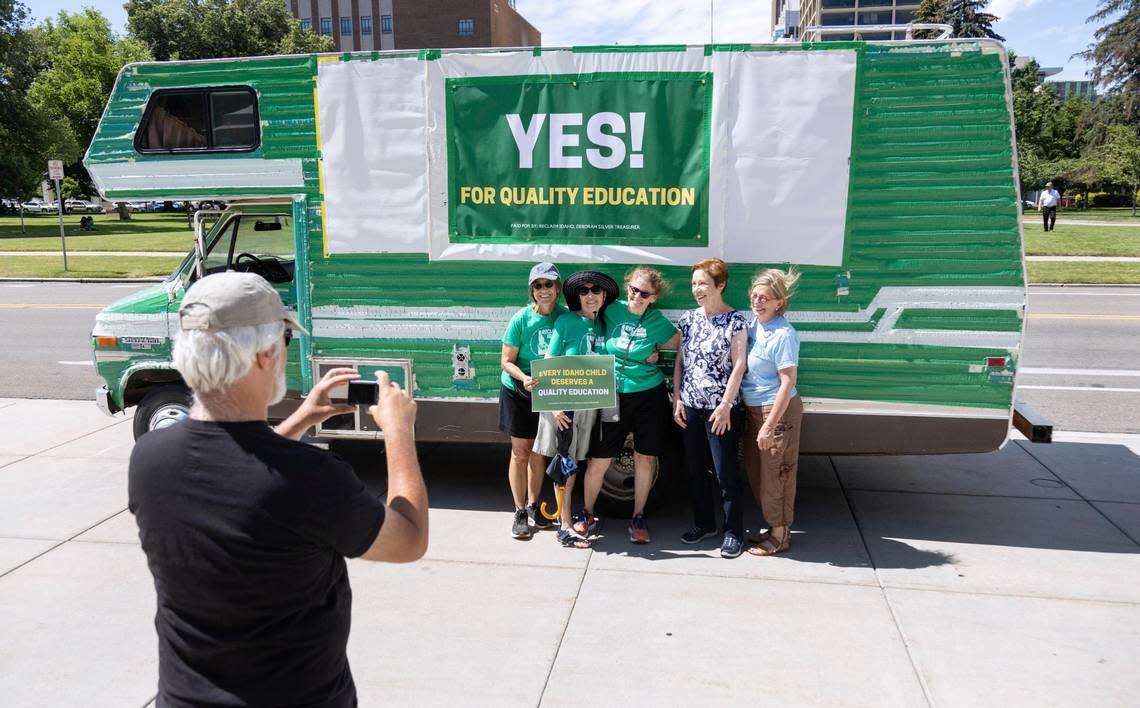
681;404;744;537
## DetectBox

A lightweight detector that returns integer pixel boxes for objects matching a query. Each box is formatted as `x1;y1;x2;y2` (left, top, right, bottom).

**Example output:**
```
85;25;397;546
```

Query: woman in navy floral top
671;258;749;558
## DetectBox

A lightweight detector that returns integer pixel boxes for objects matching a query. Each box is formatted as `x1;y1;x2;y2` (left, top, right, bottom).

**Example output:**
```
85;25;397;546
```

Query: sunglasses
532;280;557;290
283;328;293;346
577;284;604;296
628;285;656;299
751;294;775;304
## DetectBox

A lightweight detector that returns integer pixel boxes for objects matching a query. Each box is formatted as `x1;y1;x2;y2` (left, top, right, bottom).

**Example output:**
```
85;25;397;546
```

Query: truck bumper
95;385;122;417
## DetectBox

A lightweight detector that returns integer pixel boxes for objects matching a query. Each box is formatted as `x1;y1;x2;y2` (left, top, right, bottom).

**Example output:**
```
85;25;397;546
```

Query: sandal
745;529;771;544
557;528;592;549
747;531;790;557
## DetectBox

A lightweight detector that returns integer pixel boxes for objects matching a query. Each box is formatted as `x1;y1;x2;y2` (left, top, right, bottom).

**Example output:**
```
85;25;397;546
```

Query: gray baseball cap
529;261;560;285
179;271;308;334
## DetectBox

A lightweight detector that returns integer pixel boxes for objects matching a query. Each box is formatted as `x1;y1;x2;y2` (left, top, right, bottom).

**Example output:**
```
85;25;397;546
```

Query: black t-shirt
128;419;385;708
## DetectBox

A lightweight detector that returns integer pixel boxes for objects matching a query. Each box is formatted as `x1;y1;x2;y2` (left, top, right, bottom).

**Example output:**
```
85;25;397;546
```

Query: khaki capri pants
743;396;804;528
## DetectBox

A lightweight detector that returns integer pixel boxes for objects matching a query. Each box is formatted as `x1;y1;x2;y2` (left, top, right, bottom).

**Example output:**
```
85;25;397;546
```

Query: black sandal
557;528;592;549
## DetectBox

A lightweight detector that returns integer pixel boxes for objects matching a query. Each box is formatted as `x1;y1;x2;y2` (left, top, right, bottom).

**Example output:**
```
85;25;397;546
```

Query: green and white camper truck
87;39;1032;500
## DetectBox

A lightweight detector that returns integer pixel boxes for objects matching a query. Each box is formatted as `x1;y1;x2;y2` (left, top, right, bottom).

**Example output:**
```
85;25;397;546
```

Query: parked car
64;199;103;214
22;199;56;214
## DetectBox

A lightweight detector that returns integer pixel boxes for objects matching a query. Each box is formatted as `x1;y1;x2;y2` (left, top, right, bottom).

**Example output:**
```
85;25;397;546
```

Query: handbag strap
613;310;647;390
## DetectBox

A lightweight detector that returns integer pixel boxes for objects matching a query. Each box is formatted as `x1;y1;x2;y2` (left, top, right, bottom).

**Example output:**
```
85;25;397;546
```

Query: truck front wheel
594;433;681;517
133;385;192;440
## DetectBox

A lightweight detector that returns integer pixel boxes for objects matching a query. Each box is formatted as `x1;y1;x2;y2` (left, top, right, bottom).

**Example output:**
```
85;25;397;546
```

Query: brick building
288;0;540;52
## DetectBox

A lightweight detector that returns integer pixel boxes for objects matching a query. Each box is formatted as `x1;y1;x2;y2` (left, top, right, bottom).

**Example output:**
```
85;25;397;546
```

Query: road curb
0;277;165;283
1028;283;1140;288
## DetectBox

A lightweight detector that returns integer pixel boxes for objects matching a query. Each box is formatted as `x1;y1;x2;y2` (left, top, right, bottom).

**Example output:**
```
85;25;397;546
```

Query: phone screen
346;380;379;405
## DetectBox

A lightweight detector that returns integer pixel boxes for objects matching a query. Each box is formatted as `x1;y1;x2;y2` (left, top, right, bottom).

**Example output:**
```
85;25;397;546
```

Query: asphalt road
1;281;1137;434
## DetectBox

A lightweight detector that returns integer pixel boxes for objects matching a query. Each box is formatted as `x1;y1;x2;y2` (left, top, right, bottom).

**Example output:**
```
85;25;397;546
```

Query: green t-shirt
547;311;606;357
602;301;679;393
500;304;567;391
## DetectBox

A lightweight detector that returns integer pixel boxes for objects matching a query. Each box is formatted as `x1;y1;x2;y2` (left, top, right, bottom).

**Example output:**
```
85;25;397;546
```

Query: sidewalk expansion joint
832;456;937;708
876;582;1140;607
0;507;131;581
1016;443;1140;548
537;547;593;707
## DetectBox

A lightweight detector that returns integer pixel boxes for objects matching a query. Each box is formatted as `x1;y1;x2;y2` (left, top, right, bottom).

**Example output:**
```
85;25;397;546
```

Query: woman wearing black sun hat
533;270;619;548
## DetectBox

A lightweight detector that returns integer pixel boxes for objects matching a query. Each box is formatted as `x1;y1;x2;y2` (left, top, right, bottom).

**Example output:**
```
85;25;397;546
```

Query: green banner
530;354;617;412
445;72;711;246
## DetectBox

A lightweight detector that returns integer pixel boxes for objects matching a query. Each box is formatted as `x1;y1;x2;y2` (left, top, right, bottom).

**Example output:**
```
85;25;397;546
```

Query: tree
950;0;1004;41
1096;124;1140;214
28;9;150;196
913;0;951;38
59;176;82;200
0;0;68;197
126;0;333;61
1079;0;1140;118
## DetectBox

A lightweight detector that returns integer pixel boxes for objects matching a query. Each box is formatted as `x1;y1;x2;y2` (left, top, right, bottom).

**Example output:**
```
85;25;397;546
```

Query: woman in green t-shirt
533;270;619;548
500;262;566;540
576;266;680;546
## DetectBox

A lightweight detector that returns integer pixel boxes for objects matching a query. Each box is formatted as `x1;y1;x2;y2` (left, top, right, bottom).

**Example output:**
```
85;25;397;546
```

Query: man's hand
368;370;417;435
274;367;358;440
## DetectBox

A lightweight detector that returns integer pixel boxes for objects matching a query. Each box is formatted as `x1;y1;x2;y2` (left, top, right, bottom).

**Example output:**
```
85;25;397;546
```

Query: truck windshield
200;213;294;284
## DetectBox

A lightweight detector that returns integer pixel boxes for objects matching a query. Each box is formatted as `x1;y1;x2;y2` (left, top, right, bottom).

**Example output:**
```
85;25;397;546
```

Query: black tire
132;385;192;440
594;432;683;517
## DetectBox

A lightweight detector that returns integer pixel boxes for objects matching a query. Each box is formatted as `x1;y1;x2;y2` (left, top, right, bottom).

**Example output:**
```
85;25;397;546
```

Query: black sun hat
563;270;619;313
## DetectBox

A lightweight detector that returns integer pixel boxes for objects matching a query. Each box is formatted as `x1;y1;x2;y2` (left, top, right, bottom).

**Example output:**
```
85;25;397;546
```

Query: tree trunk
1132;183;1137;217
116;202;132;221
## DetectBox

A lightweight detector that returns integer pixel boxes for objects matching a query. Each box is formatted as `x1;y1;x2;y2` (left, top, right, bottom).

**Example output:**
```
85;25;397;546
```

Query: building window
821;12;855;26
136;87;259;154
300;18;311;32
361;15;372;34
341;17;352;35
822;33;855;41
458;18;475;36
859;0;894;6
381;14;392;33
894;9;915;24
859;32;891;40
821;0;855;8
858;10;893;25
320;17;331;35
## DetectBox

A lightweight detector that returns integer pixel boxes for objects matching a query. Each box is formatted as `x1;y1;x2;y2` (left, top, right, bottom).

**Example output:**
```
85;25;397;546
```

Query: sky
24;0;1105;81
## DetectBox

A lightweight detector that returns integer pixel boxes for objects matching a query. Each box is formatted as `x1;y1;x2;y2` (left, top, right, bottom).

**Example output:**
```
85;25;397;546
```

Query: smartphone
346;380;379;405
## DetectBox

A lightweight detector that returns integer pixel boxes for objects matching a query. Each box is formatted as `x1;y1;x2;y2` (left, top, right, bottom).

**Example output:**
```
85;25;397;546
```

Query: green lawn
1027;261;1140;285
0;255;183;279
1024;223;1140;257
0;213;195;252
1053;206;1140;223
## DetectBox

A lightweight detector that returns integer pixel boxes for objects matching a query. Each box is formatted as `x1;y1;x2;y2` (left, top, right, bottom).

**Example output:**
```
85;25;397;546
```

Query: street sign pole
48;160;67;271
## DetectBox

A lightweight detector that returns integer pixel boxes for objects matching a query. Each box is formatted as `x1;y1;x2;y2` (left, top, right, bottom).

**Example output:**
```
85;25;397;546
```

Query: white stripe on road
1020;367;1140;377
57;361;93;366
1018;385;1140;393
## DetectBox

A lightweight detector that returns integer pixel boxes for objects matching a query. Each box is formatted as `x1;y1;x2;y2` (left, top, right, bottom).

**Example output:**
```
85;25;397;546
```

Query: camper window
136;87;259;153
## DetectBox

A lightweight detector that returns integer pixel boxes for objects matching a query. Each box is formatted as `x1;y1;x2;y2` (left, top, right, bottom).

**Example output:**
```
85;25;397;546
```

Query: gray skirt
533;408;599;460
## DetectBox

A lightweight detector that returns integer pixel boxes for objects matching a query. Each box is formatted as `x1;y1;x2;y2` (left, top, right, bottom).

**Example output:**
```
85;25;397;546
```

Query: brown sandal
747;531;789;556
745;529;771;544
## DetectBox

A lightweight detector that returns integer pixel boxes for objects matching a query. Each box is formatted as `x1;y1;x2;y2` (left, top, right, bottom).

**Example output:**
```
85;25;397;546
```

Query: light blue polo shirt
740;315;799;406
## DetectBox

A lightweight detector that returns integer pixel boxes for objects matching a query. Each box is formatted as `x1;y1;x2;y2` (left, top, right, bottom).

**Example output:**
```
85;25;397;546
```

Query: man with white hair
129;271;428;707
1037;181;1061;231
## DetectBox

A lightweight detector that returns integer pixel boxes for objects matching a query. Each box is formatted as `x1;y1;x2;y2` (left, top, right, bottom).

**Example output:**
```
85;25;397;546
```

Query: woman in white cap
533;269;619;548
501;262;566;540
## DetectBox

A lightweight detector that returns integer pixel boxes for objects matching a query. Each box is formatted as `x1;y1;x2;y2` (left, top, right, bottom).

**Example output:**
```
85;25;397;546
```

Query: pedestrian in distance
500;262;567;539
129;271;429;707
673;258;749;558
577;266;680;545
533;270;620;549
1037;181;1061;232
741;268;804;557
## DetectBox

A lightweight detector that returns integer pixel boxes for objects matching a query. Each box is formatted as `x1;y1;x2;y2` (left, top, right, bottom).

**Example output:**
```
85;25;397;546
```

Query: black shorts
498;384;539;439
588;383;671;458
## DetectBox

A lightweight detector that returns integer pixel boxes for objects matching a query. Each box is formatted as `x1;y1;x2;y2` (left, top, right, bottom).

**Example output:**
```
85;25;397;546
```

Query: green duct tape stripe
895;309;1023;332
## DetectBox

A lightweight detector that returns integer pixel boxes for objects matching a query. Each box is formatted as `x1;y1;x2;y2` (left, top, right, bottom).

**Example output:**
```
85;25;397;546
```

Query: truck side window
136;87;259;153
229;215;295;284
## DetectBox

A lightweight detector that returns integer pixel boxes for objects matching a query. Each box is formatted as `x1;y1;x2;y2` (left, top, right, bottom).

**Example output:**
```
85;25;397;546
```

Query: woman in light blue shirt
740;268;803;557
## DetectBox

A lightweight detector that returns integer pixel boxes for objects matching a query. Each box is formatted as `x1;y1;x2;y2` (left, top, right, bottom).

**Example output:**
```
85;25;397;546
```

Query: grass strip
0;255;183;279
1024;223;1140;257
0;213;194;252
1027;261;1140;285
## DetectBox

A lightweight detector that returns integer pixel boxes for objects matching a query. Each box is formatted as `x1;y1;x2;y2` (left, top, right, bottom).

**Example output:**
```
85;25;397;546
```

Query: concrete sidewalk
0;399;1138;706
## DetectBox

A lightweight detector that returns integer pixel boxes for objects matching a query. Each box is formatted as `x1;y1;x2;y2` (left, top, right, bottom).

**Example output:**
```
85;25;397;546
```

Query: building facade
287;0;539;53
798;0;920;41
1047;80;1097;103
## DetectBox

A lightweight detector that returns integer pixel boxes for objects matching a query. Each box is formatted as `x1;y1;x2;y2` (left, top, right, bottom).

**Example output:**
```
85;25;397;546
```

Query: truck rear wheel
133;385;192;440
594;433;681;517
